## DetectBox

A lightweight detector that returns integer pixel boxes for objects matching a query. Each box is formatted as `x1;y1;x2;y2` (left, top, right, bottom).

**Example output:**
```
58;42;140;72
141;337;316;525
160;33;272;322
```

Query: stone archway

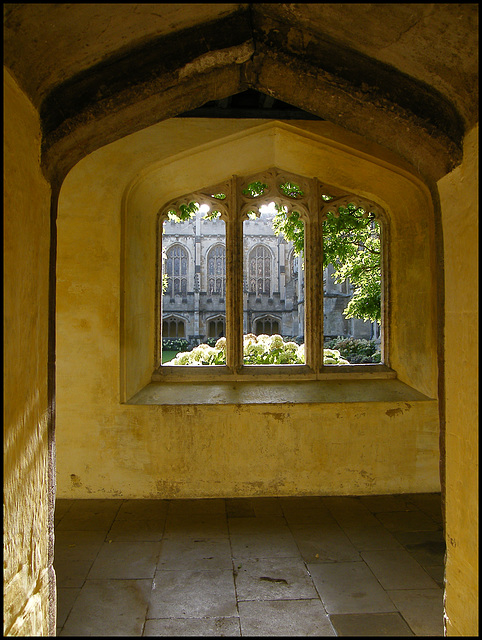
41;20;459;636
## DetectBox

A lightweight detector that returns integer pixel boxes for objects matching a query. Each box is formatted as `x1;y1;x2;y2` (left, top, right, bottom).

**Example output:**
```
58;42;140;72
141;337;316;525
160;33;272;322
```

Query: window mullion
226;176;243;372
304;179;323;371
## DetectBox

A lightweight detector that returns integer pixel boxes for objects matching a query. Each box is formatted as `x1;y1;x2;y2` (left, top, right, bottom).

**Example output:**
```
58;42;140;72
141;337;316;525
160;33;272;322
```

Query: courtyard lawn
162;350;178;364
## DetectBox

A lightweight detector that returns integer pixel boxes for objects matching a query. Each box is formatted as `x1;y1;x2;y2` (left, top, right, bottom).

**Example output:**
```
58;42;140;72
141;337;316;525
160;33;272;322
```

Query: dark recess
176;89;323;120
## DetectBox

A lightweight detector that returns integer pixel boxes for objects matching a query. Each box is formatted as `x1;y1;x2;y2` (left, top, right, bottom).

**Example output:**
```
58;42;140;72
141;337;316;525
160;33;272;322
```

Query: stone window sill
126;373;434;406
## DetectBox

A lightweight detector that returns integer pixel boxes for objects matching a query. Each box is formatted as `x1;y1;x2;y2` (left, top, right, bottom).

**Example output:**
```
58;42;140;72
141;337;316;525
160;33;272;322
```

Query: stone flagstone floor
54;493;445;636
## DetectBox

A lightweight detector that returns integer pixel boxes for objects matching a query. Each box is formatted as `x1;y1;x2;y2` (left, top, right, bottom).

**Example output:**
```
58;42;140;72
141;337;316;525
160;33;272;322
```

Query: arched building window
208;316;225;338
163;316;186;337
255;316;280;336
165;245;188;296
207;244;226;297
249;245;271;296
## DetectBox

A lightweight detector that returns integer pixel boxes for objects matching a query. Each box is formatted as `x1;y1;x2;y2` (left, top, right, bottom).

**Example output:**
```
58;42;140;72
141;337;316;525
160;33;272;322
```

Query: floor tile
54;530;105;588
234;556;318;600
228;515;289;535
322;497;382;528
375;510;440;532
392;530;446;566
55;499;74;526
148;569;237;618
359;494;419;513
56;587;81;627
59;579;152;636
54;495;444;636
56;500;122;531
387;588;444;636
279;496;325;509
115;499;169;521
361;549;439;589
106;518;166;542
88;540;161;579
66;499;123;514
230;531;300;558
290;524;361;563
157;536;232;570
406;493;444;522
251;497;284;517
342;524;404;551
163;514;229;538
283;508;340;526
225;498;256;517
308;561;398;614
282;498;336;525
144;616;241;636
424;564;445;588
330;612;414;636
168;498;226;516
238;599;336;636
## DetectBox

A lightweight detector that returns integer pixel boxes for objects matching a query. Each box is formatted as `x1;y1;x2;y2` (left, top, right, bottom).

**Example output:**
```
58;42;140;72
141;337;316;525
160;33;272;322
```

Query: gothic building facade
161;208;378;345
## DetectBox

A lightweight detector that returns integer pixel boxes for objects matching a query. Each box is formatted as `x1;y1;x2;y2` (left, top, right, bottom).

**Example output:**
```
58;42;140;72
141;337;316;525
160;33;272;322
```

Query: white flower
296;344;305;363
268;334;284;350
284;341;299;352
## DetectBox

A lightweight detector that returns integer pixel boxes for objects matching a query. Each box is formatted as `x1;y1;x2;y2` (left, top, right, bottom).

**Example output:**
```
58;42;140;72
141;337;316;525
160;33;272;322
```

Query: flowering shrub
168;334;350;365
162;338;190;352
324;337;381;363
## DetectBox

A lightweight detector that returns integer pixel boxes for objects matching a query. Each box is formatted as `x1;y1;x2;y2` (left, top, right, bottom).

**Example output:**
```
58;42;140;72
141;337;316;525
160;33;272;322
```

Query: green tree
273;202;381;323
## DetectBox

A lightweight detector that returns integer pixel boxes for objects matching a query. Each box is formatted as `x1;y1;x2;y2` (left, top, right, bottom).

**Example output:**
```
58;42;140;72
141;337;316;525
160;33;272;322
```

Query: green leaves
272;206;305;256
242;181;268;197
167;201;199;222
203;209;221;221
323;208;381;323
279;181;304;198
167;201;222;222
272;201;381;323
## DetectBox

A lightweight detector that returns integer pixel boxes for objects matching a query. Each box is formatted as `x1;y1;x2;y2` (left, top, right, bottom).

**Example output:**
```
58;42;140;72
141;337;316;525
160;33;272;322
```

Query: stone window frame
155;166;388;379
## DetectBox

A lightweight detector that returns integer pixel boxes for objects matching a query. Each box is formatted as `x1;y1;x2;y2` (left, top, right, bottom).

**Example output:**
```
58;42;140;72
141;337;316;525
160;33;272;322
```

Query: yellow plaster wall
438;124;479;636
56;119;440;499
3;68;52;636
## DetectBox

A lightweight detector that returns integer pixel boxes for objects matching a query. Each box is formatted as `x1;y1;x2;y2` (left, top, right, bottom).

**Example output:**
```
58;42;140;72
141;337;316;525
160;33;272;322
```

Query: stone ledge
127;377;434;406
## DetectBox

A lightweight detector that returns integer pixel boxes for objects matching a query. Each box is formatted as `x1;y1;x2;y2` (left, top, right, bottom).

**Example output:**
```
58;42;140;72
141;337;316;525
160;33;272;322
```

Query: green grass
162;350;178;364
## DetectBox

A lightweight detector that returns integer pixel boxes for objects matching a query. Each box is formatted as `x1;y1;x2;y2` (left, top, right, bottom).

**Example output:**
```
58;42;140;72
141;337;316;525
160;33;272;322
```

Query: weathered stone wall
3;6;478;637
55;118;440;500
438;124;479;636
3;68;52;636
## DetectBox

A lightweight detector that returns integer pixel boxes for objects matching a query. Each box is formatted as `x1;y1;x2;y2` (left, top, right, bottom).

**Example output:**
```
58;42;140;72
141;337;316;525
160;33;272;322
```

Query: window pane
323;206;382;365
243;202;305;364
161;207;226;365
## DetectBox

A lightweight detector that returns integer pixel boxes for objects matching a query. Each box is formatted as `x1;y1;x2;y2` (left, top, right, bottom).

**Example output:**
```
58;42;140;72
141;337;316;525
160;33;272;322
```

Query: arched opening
5;6;479;636
254;315;280;336
49;57;445;640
